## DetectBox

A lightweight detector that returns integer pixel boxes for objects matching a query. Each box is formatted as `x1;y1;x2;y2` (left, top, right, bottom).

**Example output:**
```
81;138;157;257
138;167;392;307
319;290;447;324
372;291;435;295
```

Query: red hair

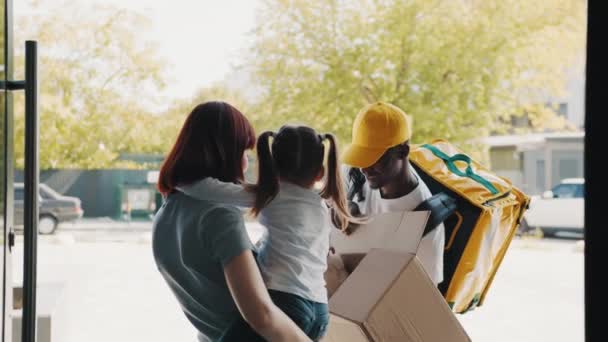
158;101;256;195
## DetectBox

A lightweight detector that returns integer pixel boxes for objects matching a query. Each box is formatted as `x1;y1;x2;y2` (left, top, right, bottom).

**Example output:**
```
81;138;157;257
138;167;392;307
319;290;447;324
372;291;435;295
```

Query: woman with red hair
152;101;310;342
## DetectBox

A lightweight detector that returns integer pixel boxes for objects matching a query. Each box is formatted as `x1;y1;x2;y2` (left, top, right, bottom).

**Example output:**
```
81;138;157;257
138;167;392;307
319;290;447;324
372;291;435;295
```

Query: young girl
152;102;311;342
178;125;352;341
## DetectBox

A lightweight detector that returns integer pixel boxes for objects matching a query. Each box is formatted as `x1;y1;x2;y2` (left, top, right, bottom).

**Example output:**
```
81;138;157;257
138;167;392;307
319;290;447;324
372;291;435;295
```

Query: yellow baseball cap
342;102;412;168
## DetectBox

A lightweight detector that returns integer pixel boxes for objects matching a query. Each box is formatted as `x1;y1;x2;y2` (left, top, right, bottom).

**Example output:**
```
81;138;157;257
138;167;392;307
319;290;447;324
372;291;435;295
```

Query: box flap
331;211;429;255
325;254;350;298
329;249;416;324
383;211;428;252
323;315;369;342
365;257;471;342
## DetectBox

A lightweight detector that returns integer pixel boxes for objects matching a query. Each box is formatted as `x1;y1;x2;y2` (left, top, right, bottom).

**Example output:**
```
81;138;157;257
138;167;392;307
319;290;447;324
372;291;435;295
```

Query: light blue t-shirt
152;192;254;341
179;178;331;304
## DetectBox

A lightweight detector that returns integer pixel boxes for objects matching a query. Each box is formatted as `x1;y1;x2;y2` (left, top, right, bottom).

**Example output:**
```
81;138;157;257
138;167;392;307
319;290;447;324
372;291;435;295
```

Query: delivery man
331;101;444;285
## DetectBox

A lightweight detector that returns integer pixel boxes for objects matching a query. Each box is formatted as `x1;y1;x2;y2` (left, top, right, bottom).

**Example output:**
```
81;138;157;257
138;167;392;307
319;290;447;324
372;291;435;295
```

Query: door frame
1;0;15;340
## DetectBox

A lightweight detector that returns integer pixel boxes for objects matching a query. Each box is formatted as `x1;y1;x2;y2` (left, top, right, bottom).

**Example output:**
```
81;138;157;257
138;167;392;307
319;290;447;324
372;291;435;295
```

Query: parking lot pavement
11;226;584;342
16;219;266;244
458;237;584;342
58;218;153;231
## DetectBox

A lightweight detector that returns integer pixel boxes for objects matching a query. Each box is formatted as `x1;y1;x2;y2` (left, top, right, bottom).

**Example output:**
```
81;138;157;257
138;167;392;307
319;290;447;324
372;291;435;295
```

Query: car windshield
15;183;62;200
39;184;62;199
14;187;24;201
552;183;584;198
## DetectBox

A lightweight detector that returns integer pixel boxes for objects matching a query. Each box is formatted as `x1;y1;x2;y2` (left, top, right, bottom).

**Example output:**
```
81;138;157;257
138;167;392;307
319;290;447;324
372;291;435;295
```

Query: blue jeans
218;290;329;342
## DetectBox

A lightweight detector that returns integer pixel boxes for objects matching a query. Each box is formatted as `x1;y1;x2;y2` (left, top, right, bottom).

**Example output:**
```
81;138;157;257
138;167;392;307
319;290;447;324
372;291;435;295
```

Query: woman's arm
199;206;308;341
223;250;312;342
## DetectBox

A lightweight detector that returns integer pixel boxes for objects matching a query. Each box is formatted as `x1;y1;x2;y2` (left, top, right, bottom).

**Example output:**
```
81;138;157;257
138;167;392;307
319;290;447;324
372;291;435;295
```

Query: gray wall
15;169;157;218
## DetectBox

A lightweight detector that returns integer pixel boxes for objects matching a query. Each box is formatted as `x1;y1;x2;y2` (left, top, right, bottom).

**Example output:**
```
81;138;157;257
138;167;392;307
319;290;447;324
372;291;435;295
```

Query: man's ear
399;142;410;158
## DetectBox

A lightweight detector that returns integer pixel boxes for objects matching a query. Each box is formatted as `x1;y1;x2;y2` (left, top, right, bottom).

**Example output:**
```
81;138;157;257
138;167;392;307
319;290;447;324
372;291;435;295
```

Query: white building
484;132;584;195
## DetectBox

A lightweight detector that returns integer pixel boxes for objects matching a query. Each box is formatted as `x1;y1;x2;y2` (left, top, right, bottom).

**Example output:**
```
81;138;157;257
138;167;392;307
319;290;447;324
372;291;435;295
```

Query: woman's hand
224;250;312;342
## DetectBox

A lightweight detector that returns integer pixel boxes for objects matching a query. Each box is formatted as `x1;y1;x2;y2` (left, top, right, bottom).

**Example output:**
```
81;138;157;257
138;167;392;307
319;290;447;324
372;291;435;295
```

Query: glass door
1;0;39;340
1;0;13;340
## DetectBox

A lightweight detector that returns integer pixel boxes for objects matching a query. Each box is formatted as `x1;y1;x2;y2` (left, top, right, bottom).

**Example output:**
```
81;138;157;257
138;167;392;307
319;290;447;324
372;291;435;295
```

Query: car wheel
541;229;556;238
39;215;58;235
517;218;531;235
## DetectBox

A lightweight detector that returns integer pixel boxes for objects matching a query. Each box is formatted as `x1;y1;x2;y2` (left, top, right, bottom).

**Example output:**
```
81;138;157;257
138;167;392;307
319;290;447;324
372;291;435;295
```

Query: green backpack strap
421;144;499;195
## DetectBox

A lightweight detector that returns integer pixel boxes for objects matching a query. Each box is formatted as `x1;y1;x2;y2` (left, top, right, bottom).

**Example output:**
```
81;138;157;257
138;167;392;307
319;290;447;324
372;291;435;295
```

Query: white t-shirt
342;165;445;285
178;178;330;303
256;182;330;303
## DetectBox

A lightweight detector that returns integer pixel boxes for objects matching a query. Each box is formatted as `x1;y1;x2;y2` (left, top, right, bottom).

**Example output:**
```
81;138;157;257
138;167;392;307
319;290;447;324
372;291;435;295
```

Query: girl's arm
177;177;255;207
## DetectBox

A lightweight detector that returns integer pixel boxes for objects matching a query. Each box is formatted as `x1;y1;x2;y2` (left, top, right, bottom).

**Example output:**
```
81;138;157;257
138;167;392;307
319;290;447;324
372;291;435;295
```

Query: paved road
11;226;583;342
458;237;583;342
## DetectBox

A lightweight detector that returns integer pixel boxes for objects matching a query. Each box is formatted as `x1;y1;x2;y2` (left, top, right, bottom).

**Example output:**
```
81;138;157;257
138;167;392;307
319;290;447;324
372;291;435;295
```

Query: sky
13;0;586;126
15;0;261;102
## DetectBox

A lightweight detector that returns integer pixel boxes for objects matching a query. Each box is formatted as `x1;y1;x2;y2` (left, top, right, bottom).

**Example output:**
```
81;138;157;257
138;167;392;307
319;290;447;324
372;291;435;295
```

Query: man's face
361;146;406;189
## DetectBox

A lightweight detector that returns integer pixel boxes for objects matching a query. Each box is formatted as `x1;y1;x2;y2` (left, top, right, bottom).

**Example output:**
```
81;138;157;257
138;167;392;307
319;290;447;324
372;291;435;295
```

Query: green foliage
11;0;587;170
245;0;586;147
13;1;167;169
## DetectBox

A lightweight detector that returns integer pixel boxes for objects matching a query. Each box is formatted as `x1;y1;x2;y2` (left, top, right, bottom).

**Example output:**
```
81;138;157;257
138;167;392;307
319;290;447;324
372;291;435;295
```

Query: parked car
520;178;584;236
14;183;84;235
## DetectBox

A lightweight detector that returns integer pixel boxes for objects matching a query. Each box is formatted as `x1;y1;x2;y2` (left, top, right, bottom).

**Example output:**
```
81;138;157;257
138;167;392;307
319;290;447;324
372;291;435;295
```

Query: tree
157;82;266;152
13;1;167;169
246;0;587;153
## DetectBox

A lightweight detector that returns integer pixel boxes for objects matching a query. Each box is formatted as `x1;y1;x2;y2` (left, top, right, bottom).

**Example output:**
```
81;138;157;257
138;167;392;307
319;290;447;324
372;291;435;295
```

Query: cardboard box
325;211;470;342
325;211;430;296
325;253;349;298
325;211;428;297
330;211;430;255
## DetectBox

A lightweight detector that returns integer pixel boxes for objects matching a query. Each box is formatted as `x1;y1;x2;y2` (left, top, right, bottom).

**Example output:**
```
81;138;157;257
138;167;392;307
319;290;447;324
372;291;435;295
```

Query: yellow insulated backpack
409;140;530;313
